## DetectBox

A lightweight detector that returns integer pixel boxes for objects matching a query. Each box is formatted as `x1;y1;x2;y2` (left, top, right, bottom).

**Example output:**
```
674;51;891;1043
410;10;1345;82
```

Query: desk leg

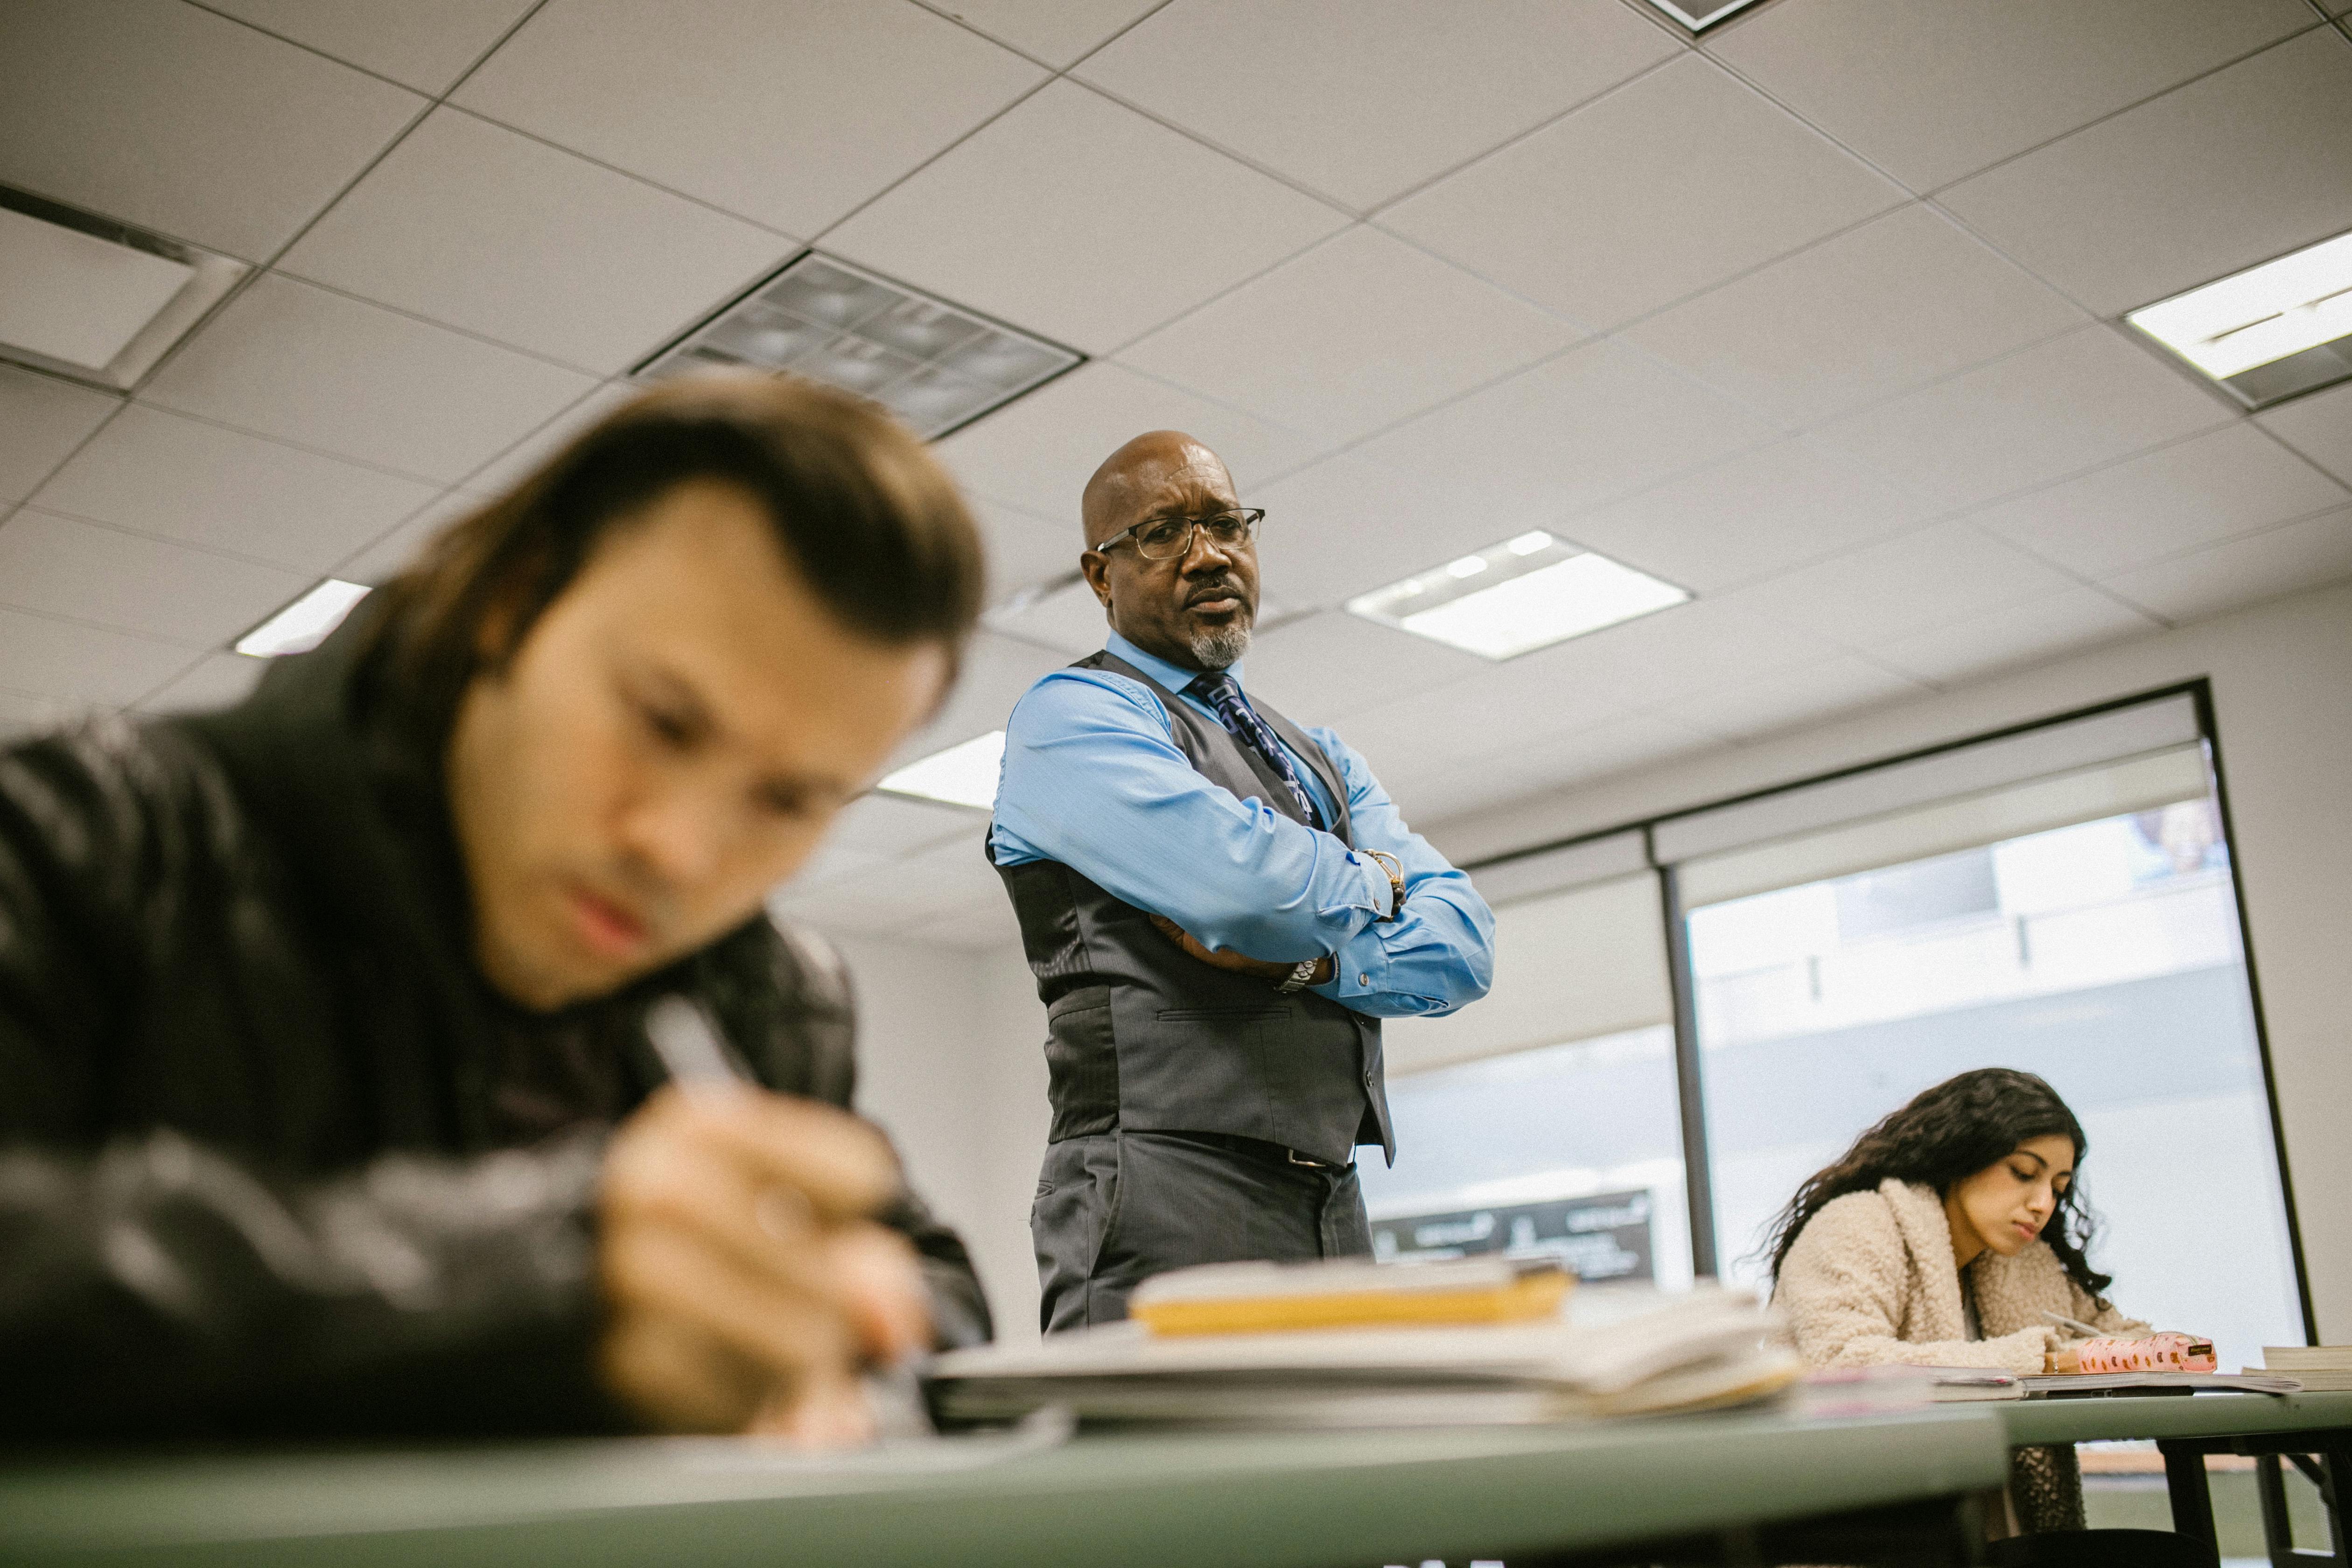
2258;1454;2302;1567
2162;1441;2219;1550
2325;1445;2350;1563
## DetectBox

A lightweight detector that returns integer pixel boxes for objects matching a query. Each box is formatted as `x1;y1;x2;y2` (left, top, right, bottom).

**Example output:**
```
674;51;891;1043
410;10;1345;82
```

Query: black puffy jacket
0;613;989;1439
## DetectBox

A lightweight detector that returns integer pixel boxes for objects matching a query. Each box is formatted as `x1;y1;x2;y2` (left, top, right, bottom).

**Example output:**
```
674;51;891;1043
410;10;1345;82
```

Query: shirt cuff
1320;919;1394;1002
1337;850;1392;917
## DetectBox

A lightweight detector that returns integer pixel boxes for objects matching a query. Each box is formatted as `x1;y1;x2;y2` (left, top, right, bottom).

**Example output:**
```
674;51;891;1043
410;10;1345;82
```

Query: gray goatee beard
1188;617;1253;671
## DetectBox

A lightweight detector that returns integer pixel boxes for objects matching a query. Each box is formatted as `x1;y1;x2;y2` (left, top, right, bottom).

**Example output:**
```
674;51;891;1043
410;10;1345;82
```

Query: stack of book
2259;1346;2352;1390
926;1259;1798;1429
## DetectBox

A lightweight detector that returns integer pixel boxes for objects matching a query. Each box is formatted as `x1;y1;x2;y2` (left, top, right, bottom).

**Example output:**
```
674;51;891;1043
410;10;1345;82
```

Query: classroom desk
0;1403;2011;1568
2003;1389;2352;1562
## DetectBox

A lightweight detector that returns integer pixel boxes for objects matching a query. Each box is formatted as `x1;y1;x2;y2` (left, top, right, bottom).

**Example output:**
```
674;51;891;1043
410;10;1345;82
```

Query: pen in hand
640;993;935;1441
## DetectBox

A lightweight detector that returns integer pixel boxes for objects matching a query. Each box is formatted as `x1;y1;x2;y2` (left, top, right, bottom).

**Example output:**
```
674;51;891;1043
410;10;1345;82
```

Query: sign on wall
1370;1189;1655;1282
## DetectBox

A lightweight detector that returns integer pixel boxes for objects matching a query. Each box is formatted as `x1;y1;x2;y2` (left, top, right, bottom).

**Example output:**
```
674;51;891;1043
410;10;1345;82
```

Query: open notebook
926;1280;1798;1428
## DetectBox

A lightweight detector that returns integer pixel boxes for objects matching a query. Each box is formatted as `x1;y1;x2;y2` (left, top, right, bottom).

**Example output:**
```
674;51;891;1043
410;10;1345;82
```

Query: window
1364;863;1692;1290
1375;686;2308;1369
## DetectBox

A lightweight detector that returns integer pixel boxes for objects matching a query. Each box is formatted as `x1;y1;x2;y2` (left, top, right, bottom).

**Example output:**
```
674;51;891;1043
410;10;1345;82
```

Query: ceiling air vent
0;185;249;390
636;252;1081;441
1638;0;1767;31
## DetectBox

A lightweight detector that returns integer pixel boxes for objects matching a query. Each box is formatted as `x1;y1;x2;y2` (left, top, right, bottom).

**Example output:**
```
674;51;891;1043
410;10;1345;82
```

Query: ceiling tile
934;0;1162;67
1938;29;2352;317
1116;227;1583;447
201;0;536;94
457;0;1041;235
136;651;269;715
931;359;1320;524
2100;504;2352;624
332;488;487;586
889;632;1067;768
0;683;78;740
1337;659;1629;777
1381;53;1904;332
1812;327;2235;511
2257;381;2352;485
0;509;308;649
0;367;118;504
1499;591;1844;713
1722;520;2082;650
1239;610;1492;726
827;80;1350;354
281;109;791;375
1488;711;1724;794
1623;204;2087;428
142;274;597;484
1654;652;1924;743
1252;338;1780;607
1563;437;1936;594
824;791;987;859
1870;587;2158;687
971;498;1083;603
1973;423;2349;579
459;381;645;495
1078;0;1677;211
0;0;422;259
1707;0;2312;193
32;405;439;573
0;604;195;707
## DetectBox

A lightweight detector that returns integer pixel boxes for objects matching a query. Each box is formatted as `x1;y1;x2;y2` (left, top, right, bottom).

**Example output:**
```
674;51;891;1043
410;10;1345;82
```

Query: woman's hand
2044;1343;2082;1374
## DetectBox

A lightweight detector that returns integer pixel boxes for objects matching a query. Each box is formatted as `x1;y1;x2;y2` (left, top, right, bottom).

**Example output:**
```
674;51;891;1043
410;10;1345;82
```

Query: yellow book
1129;1256;1572;1337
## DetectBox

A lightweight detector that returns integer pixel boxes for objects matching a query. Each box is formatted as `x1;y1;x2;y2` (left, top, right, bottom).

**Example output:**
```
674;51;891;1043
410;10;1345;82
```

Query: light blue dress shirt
990;631;1495;1019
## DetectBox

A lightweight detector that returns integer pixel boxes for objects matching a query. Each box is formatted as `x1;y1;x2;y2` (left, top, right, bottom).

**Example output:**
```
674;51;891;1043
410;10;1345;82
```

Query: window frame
1457;677;2315;1340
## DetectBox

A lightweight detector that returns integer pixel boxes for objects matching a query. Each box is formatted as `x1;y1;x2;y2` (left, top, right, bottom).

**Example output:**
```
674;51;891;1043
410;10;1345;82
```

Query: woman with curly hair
1765;1068;2196;1549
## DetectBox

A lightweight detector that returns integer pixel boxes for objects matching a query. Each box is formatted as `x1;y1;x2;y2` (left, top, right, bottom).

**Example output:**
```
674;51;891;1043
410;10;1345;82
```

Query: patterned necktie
1185;670;1323;829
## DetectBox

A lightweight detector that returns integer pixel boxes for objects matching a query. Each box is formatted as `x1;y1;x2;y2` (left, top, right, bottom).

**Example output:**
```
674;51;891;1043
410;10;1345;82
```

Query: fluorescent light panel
2127;228;2352;409
236;580;371;658
878;730;1006;812
0;185;248;390
637;253;1081;440
1348;533;1689;660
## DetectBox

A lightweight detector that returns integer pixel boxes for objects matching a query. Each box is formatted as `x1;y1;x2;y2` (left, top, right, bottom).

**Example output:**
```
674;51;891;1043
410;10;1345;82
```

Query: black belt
1170;1130;1355;1173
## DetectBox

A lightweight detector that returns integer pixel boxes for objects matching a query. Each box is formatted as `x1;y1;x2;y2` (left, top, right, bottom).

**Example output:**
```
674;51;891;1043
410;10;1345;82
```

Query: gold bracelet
1363;849;1404;922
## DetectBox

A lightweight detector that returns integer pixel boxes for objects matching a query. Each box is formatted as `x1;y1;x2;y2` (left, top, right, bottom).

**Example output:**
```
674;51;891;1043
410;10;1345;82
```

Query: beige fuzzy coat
1776;1178;2148;1374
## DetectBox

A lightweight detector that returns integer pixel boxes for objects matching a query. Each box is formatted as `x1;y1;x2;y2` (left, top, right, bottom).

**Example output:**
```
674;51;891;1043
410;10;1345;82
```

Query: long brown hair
1761;1068;2111;1298
364;374;985;738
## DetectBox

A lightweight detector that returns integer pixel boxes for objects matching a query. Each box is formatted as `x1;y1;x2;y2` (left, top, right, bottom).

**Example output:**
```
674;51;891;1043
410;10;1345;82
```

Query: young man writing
0;376;990;1440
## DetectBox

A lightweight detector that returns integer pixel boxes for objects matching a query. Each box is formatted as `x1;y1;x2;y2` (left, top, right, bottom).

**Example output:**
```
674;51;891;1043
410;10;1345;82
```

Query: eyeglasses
1093;508;1265;561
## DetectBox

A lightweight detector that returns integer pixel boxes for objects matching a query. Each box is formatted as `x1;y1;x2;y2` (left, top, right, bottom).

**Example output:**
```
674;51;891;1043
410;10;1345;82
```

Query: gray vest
992;652;1393;1166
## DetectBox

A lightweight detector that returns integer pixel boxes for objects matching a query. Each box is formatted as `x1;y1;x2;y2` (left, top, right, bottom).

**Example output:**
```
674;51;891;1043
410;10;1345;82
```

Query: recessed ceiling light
235;580;371;658
1348;536;1689;660
2127;228;2352;409
636;252;1082;440
1636;0;1766;31
0;185;248;390
878;729;1005;811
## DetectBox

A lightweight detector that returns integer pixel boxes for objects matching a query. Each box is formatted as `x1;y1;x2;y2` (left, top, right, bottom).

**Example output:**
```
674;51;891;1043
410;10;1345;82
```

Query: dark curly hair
1761;1068;2111;1298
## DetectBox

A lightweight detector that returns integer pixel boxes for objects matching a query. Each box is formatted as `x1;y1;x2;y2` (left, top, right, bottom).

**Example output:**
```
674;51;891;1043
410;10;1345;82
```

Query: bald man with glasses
989;430;1496;1333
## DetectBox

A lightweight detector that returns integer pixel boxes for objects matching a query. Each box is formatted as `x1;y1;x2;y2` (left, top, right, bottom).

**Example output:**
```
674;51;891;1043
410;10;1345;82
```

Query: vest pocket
1153;1006;1295;1022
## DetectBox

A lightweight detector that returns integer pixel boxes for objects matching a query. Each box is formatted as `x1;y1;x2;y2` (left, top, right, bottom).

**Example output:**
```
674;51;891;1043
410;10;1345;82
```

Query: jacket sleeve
0;727;623;1437
752;916;994;1350
1776;1196;2058;1374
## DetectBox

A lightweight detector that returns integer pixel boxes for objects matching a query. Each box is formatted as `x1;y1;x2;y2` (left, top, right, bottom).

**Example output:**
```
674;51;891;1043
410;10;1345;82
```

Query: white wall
1425;580;2352;1342
835;934;1050;1345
